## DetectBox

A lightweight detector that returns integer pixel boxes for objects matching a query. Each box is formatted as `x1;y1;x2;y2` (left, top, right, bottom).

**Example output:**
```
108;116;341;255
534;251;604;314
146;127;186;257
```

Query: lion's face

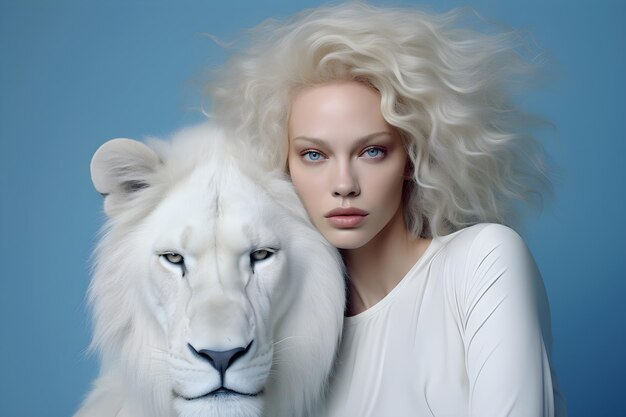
83;124;344;417
131;163;300;415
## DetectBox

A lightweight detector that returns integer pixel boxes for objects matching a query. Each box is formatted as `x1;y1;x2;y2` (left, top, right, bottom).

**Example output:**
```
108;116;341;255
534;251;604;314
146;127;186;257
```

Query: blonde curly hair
208;2;552;238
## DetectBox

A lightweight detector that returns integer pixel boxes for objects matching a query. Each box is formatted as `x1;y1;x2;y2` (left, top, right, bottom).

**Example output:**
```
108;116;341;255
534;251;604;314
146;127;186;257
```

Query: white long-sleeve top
323;223;567;417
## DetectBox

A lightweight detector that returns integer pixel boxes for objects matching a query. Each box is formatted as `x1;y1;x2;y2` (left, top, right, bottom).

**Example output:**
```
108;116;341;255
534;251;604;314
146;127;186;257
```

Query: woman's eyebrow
291;131;393;147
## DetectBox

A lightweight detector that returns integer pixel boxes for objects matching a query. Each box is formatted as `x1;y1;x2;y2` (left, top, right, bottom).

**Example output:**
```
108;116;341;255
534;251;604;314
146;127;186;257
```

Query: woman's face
288;81;409;250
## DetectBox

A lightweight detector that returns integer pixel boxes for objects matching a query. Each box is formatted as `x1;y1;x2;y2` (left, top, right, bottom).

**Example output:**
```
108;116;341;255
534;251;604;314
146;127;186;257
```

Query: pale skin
287;81;432;316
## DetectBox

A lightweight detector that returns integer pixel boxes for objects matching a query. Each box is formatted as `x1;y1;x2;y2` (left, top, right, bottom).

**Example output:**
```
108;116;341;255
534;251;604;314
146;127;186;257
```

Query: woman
210;3;567;416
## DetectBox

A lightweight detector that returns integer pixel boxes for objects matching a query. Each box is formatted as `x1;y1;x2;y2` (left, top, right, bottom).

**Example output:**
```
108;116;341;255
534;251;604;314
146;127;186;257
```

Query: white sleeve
458;224;566;417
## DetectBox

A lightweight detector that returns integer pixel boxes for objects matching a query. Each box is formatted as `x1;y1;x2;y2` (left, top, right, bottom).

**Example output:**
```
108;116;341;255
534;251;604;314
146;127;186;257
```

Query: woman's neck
341;208;431;316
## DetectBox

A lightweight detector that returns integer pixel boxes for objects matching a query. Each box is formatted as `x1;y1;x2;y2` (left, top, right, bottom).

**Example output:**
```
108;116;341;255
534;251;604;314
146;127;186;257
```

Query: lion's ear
90;138;161;217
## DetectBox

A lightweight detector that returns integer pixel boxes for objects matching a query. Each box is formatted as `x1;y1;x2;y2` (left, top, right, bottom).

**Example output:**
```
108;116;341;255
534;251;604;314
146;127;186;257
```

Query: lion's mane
75;124;345;417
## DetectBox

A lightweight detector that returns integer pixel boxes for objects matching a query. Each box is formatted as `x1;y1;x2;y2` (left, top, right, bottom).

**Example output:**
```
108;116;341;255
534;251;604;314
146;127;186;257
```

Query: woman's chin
323;229;374;250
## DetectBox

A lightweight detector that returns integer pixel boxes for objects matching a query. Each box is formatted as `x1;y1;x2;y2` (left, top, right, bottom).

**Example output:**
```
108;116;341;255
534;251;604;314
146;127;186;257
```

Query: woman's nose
331;161;360;197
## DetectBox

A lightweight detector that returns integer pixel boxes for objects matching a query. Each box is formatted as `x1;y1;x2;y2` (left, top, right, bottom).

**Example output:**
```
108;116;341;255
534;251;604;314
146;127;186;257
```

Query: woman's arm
459;224;567;417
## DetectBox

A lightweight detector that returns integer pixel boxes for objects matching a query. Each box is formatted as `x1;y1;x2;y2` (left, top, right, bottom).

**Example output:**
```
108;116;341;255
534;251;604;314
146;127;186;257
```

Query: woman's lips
324;208;368;228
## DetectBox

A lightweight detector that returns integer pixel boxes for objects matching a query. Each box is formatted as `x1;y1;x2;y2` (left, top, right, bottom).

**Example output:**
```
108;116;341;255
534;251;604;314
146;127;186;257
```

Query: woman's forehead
288;81;391;141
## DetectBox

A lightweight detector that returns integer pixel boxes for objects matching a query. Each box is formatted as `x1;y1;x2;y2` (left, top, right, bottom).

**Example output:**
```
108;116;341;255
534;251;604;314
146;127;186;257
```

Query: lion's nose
188;341;254;382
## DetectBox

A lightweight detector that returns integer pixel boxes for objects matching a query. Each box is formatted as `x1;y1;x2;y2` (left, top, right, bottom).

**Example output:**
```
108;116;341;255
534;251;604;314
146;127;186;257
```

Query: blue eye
303;151;323;161
363;147;384;158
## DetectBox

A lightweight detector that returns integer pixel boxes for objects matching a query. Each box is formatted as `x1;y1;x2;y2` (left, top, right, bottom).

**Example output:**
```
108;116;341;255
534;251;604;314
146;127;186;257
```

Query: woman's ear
90;138;161;217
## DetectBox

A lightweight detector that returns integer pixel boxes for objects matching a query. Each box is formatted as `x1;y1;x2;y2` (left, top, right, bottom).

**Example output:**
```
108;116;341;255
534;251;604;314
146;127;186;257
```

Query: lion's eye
158;252;187;276
252;250;268;261
162;252;184;265
250;248;276;268
251;249;272;261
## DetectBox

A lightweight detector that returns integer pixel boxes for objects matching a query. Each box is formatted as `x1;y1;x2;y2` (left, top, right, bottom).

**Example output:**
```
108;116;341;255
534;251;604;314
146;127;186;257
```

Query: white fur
75;123;345;417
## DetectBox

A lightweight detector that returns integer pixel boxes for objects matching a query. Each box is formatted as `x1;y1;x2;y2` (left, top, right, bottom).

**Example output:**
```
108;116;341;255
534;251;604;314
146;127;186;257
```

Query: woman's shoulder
439;223;527;259
434;223;545;332
435;223;537;289
443;222;522;241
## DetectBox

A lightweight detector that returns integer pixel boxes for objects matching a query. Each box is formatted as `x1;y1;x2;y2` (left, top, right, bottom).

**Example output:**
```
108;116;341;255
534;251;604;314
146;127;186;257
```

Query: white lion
74;124;345;417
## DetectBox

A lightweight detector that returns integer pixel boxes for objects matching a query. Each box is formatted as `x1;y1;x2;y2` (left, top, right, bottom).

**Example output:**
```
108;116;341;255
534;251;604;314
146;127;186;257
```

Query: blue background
1;0;624;416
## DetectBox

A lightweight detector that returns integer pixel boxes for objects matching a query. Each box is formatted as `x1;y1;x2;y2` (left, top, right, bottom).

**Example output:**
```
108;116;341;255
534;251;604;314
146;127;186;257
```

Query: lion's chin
173;391;264;417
